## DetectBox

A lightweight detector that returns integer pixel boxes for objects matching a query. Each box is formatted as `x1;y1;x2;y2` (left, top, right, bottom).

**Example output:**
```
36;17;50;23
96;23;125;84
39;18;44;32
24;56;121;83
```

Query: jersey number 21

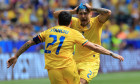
45;35;65;55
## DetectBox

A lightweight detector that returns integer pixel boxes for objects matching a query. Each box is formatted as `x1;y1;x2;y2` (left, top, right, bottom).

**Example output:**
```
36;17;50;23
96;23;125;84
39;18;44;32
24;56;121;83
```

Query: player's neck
59;24;70;27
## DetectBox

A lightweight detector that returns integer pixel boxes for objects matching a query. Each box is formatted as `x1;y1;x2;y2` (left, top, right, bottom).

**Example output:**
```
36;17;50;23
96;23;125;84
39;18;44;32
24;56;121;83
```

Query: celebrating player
53;3;112;84
7;11;123;84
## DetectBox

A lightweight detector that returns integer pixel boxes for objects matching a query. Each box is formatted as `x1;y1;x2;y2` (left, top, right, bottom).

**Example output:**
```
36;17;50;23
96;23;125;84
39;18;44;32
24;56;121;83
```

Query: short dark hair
58;11;72;26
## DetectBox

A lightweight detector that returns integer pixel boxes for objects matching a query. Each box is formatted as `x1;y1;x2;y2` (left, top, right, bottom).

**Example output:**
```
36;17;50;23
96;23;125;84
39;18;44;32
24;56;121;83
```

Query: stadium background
0;0;140;84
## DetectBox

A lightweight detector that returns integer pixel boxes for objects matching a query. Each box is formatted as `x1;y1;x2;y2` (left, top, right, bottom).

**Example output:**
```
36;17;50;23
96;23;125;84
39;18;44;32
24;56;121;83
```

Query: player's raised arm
53;6;78;18
7;40;36;68
84;3;111;23
84;41;124;61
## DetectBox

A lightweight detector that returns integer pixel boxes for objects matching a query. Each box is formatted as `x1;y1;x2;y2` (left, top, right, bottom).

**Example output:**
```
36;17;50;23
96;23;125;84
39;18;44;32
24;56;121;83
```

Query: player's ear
90;12;92;16
70;21;72;26
70;21;72;25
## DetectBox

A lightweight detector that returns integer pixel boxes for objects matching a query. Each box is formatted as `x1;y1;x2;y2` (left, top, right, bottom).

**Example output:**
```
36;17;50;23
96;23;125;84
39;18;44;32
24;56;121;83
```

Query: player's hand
112;55;124;61
7;56;18;68
73;6;79;13
84;3;92;11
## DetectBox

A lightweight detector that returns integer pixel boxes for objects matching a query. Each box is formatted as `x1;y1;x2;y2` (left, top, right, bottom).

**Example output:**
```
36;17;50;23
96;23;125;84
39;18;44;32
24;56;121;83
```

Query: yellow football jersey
71;16;104;62
37;25;88;69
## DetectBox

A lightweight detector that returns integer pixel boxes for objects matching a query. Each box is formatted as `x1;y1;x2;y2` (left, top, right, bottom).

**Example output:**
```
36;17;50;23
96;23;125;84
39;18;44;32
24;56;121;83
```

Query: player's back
41;25;76;69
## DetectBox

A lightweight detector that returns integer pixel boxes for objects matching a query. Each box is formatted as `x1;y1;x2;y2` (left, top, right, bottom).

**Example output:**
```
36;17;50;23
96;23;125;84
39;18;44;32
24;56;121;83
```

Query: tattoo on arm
91;8;111;23
15;40;35;58
91;8;110;14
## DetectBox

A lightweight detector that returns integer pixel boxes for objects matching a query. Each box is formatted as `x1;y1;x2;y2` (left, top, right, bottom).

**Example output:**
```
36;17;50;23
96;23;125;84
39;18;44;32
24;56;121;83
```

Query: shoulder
72;17;78;19
71;17;79;28
41;26;55;34
47;26;58;31
90;15;104;25
90;16;98;22
72;17;79;21
70;28;83;36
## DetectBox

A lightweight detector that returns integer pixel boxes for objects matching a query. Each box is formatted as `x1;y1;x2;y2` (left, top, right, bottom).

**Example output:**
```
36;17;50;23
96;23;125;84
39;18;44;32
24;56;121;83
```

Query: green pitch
0;71;140;84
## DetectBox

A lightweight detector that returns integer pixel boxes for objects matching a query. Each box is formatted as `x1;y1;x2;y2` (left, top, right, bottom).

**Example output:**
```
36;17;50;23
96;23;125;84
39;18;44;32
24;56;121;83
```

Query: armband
33;35;42;44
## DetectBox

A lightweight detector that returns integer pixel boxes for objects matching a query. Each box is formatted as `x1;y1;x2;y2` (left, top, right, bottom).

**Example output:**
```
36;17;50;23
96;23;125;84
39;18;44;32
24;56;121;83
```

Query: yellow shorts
77;61;100;82
48;64;80;84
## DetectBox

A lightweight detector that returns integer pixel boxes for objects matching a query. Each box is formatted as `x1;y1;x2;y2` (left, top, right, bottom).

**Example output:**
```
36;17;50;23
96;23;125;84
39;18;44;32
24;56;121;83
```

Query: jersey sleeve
33;31;46;44
73;30;89;46
90;15;104;29
72;17;78;22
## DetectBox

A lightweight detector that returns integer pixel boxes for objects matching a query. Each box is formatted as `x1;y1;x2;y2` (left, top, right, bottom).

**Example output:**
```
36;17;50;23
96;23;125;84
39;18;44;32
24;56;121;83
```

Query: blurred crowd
0;0;140;52
100;0;140;50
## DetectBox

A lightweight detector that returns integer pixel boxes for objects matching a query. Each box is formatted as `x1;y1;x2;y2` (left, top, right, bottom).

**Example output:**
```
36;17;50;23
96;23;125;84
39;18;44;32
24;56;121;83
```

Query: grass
90;71;140;84
0;71;140;84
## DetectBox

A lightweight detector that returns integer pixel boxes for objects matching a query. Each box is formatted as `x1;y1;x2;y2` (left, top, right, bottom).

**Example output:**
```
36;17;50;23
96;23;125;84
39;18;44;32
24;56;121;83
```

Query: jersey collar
78;19;91;31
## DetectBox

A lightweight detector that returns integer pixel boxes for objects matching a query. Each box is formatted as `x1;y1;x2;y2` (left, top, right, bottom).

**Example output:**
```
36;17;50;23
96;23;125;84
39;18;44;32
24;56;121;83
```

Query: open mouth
81;19;87;21
81;20;87;23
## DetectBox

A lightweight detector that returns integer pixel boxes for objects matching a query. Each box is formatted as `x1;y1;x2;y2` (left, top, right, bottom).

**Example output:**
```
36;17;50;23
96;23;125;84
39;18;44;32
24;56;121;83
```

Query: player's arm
53;6;78;18
85;3;111;23
74;30;123;61
84;41;124;61
7;40;36;68
7;35;43;68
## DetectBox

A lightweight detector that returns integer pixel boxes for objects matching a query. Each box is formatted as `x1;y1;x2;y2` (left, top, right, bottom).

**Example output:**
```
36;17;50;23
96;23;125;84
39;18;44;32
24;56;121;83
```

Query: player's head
77;3;90;27
58;11;72;26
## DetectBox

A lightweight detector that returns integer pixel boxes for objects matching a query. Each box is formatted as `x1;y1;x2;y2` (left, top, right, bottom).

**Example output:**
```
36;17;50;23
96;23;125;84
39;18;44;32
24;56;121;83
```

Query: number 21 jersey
33;25;88;69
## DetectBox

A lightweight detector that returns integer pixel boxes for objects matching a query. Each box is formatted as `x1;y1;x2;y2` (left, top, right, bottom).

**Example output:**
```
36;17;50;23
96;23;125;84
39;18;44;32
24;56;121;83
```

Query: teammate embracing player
54;3;114;84
7;11;124;84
